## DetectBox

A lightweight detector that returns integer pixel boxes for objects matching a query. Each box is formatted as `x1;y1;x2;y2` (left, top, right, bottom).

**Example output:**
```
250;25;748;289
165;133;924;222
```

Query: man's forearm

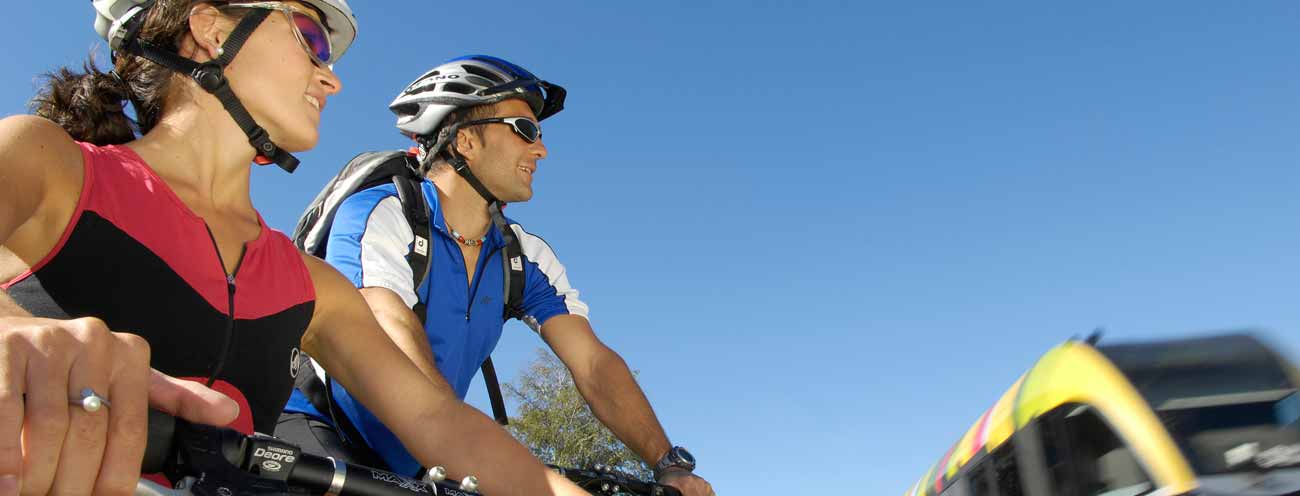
372;309;444;384
359;287;449;389
573;347;672;465
399;397;585;494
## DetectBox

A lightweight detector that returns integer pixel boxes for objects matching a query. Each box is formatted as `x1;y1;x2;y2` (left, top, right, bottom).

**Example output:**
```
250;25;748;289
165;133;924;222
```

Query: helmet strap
115;8;301;173
446;145;503;206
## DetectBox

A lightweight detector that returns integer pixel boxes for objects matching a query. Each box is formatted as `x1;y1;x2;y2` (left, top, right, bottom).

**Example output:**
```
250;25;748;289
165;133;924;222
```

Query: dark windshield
1157;393;1300;475
1097;334;1300;476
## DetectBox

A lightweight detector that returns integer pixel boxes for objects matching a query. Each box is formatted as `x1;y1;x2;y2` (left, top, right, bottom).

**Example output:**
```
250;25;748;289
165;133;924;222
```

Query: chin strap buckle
190;63;226;92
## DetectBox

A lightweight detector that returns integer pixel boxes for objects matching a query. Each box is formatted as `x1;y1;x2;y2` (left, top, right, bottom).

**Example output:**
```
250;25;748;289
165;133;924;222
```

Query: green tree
504;348;651;479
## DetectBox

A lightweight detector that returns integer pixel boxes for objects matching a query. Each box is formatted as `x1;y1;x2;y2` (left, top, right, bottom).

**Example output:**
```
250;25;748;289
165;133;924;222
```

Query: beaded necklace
446;222;487;247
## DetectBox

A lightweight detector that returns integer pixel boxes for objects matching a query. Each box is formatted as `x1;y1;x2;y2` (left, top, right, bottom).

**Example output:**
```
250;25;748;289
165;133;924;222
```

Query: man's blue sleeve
510;224;590;332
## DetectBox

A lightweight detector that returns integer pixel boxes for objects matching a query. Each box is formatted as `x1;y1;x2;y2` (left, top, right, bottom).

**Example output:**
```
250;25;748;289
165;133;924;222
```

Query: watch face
674;447;695;467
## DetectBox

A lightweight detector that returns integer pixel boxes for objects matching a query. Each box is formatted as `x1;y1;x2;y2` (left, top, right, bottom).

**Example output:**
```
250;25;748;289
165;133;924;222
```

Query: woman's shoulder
0;114;81;154
0;116;88;264
0;115;84;183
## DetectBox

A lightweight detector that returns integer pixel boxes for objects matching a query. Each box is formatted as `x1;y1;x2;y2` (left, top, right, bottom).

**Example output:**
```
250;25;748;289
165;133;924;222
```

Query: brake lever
548;465;682;496
135;477;199;496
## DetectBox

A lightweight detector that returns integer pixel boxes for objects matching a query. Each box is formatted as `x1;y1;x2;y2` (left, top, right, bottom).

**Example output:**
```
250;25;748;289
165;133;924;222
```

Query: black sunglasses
460;117;542;143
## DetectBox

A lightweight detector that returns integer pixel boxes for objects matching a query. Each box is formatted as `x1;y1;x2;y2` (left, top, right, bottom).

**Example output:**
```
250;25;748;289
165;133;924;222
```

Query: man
278;55;713;496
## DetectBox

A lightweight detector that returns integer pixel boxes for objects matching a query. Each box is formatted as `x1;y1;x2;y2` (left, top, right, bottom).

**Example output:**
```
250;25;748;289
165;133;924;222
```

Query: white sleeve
359;196;420;308
512;224;590;334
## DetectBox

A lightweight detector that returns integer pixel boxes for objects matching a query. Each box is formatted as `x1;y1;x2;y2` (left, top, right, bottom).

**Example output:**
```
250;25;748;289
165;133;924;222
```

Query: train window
1059;405;1154;496
969;460;997;496
942;476;971;496
991;442;1023;496
1038;413;1076;495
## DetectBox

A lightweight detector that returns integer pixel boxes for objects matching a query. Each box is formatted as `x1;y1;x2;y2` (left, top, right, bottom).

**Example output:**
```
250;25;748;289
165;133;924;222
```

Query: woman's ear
180;3;226;61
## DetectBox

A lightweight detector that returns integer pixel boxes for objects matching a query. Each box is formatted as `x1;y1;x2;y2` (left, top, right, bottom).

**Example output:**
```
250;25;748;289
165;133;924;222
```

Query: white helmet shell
91;0;357;65
91;0;149;50
389;56;548;139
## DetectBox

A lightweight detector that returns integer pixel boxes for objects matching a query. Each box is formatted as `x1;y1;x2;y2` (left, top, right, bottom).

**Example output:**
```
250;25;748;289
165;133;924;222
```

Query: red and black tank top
2;142;315;434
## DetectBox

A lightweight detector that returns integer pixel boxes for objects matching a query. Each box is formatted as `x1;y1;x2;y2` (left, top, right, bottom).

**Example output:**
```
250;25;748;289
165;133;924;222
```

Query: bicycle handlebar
141;410;681;496
143;410;479;495
548;466;681;496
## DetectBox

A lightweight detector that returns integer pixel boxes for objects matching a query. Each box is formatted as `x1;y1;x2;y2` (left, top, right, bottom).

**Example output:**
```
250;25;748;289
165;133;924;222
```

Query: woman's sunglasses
225;2;334;66
461;117;543;143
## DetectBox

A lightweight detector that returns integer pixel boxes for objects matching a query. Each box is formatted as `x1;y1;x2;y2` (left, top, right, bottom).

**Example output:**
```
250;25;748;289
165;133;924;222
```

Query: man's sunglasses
225;2;334;66
460;117;543;143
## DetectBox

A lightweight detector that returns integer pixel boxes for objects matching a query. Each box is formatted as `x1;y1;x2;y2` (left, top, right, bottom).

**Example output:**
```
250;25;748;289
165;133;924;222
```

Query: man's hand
659;469;714;496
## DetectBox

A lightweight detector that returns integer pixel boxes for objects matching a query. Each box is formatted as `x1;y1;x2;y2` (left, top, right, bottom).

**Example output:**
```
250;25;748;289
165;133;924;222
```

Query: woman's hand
0;316;238;496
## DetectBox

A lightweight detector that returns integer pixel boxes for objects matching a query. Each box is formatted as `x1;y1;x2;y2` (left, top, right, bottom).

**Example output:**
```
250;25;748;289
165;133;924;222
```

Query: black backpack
290;151;520;459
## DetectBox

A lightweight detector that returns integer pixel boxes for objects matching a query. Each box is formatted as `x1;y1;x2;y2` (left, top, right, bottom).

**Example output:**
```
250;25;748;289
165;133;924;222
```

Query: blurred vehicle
904;333;1300;496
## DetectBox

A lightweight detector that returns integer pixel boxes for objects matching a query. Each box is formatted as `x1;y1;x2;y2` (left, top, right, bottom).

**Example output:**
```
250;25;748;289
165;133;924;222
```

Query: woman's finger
48;318;113;496
19;326;74;496
0;332;26;496
147;369;239;427
92;333;150;495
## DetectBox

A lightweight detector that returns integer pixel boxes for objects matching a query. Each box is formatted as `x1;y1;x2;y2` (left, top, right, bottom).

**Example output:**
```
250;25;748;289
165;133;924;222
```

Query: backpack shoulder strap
388;154;433;317
491;204;527;321
480;357;509;425
480;202;525;426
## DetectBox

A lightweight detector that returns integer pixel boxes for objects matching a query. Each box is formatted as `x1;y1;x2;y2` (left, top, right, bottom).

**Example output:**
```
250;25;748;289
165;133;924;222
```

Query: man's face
464;98;548;203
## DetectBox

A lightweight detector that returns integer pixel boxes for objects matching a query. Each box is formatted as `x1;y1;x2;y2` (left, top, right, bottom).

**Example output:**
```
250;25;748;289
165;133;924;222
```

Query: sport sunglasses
225;2;334;66
460;117;543;143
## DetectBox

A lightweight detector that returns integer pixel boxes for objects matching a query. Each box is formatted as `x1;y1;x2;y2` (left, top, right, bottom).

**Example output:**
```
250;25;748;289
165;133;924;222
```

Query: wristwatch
653;446;696;480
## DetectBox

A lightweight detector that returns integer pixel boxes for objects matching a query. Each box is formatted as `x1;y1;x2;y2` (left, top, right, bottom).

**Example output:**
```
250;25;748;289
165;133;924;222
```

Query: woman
0;1;588;494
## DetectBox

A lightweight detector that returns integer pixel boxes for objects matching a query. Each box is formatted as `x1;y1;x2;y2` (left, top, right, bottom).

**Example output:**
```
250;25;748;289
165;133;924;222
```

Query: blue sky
5;1;1300;494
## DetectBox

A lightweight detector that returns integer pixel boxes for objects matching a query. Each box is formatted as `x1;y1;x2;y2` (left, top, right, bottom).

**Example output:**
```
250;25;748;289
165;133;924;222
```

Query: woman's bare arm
300;254;588;496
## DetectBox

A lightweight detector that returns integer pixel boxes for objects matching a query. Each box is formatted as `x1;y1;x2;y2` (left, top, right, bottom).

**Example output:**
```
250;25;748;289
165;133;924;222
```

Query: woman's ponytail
28;0;195;145
30;57;138;145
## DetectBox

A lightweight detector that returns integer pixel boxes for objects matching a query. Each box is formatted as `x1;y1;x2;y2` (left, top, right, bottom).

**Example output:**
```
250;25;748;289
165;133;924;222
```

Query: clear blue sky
4;2;1300;494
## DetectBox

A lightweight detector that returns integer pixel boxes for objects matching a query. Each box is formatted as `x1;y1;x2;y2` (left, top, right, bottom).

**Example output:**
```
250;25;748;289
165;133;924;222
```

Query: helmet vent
461;64;505;83
463;75;496;88
441;82;477;95
391;103;419;116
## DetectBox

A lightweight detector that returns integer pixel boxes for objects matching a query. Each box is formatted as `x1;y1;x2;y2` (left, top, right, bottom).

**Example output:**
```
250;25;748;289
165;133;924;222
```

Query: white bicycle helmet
92;0;358;65
389;55;566;141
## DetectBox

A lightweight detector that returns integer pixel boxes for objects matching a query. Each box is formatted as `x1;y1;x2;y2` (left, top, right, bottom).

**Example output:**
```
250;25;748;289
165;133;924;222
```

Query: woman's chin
269;131;319;154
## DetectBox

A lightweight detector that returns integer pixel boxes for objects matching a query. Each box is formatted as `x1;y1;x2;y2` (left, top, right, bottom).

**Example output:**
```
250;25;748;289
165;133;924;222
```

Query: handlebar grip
142;409;177;473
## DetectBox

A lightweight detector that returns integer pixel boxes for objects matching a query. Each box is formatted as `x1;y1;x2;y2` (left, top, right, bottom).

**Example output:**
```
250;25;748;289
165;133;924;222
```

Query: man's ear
454;127;482;163
179;3;225;61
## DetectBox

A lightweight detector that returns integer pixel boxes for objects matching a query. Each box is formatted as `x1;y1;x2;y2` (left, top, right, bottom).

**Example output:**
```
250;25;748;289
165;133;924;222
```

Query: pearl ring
71;388;111;413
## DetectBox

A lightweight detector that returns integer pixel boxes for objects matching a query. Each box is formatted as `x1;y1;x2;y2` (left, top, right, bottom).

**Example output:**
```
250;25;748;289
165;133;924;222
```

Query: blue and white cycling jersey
284;178;589;476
